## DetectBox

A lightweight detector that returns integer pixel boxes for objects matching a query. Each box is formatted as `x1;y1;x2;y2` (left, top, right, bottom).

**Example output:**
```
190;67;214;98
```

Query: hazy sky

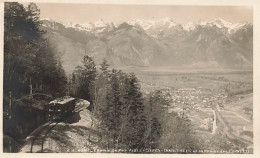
28;3;253;24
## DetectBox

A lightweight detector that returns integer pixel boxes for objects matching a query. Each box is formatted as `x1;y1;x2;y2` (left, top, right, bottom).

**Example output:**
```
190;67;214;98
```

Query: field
220;103;253;142
120;67;252;92
224;94;253;121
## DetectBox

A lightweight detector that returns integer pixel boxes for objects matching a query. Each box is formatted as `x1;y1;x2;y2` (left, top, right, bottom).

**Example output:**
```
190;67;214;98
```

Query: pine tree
122;73;146;149
95;59;111;134
100;58;110;77
107;69;123;148
95;58;110;96
144;90;165;149
73;55;97;102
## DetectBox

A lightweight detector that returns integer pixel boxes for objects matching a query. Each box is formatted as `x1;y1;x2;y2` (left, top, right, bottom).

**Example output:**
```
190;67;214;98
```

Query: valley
122;67;253;152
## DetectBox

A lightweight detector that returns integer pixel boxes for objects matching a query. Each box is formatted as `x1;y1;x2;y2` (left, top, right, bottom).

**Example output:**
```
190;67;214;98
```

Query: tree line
3;2;67;145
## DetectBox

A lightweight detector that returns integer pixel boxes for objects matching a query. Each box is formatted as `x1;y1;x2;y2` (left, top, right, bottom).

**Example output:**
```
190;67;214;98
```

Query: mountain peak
212;18;232;28
160;17;173;22
182;22;196;31
95;19;106;28
157;17;176;27
215;17;228;23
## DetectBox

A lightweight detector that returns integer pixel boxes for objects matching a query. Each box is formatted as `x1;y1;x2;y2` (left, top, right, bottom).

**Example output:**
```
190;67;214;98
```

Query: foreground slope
19;99;101;153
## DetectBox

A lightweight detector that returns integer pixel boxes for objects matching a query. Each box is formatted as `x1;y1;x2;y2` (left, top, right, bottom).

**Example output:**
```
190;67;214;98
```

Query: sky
23;3;253;24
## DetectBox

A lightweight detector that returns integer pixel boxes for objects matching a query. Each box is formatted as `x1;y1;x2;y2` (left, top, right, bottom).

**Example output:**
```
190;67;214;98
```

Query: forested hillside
3;2;67;151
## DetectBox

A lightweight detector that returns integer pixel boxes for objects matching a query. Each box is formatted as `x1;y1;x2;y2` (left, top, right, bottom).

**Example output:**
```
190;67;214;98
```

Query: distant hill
40;18;253;74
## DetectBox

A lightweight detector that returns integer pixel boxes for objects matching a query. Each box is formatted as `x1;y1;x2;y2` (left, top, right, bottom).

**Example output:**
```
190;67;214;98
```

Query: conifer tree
123;73;146;149
95;59;111;133
100;58;110;78
144;90;165;149
73;55;97;102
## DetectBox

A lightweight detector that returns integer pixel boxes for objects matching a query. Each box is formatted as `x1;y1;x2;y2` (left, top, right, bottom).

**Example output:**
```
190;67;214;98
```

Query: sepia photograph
1;0;258;155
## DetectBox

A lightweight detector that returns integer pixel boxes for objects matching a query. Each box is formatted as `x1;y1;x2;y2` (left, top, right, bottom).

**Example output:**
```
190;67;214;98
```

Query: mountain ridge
40;18;253;75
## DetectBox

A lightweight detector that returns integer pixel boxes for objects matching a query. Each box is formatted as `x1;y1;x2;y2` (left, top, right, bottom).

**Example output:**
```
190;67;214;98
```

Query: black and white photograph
1;0;259;155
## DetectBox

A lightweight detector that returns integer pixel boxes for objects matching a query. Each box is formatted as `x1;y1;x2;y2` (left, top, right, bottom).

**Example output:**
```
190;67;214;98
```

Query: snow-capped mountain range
40;17;253;74
41;17;250;35
42;18;117;33
128;17;177;30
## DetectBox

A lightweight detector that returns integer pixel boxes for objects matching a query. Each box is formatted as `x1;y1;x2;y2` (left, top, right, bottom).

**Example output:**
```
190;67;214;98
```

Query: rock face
19;99;102;153
40;18;253;74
